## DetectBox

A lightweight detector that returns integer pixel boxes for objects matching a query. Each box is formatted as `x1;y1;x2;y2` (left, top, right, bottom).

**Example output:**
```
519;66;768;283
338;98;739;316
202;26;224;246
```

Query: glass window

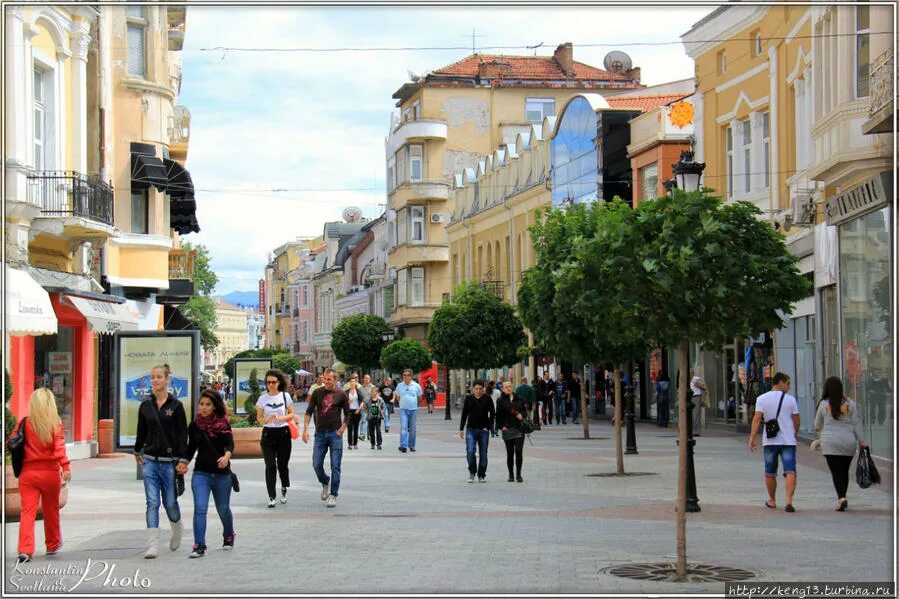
410;206;425;242
126;5;145;18
395;147;406;185
386;156;396;193
397;269;407;307
409;144;423;182
33;67;45;171
33;327;75;442
413;100;420;120
127;24;146;78
856;5;870;97
383;285;394;314
725;126;734;198
397;209;407;245
742;120;752;193
641;163;658;200
762;112;770;189
410;267;424;306
753;31;763;57
526;98;555;123
718;50;727;74
131;190;148;234
550;97;599;206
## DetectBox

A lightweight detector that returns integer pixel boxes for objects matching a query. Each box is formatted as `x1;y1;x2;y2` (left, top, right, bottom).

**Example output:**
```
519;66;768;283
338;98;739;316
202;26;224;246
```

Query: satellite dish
343;207;363;223
603;51;633;73
407;70;421;83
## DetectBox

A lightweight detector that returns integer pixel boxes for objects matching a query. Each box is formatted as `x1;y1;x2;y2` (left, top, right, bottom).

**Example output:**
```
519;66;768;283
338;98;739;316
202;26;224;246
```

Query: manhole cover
602;562;757;583
586;472;658;477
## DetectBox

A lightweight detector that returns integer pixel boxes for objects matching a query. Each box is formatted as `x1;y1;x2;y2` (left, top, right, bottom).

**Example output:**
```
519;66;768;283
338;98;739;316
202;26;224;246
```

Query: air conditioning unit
789;193;816;227
430;212;445;224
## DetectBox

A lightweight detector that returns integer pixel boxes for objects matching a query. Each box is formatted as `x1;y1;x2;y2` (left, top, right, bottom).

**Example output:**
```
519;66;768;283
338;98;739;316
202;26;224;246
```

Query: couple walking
459;379;528;483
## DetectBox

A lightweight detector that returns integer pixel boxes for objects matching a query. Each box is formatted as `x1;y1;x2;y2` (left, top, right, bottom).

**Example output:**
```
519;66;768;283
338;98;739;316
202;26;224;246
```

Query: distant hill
220;291;259;308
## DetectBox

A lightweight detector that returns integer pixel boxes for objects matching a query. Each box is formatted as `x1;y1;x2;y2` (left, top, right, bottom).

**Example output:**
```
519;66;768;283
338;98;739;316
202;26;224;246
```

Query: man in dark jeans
537;370;554;426
303;369;352;508
554;373;568;425
459;380;495;483
569;372;582;424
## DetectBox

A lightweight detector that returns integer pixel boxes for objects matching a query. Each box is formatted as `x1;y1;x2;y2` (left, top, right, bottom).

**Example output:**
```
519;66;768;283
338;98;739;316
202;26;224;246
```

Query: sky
179;4;715;295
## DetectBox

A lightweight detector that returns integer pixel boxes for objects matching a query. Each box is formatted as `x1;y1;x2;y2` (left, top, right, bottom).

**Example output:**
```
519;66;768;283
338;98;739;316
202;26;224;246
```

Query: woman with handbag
344;375;364;450
9;388;71;563
256;369;295;508
184;389;236;557
134;363;188;559
814;376;867;511
496;380;528;483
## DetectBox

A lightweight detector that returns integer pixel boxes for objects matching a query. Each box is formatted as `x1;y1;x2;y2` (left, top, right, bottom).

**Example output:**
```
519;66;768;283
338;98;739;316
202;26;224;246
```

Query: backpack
369;401;381;420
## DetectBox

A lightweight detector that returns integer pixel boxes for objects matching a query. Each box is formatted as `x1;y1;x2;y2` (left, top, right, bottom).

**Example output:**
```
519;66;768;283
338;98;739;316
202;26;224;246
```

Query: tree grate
601;562;757;583
586;472;658;477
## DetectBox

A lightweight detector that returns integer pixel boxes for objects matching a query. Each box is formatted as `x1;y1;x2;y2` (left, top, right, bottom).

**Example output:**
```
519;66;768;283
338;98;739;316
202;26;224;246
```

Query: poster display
233;358;272;414
115;331;200;448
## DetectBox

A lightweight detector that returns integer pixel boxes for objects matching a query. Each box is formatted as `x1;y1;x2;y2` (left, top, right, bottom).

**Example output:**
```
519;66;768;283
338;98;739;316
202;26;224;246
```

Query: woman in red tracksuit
12;388;71;562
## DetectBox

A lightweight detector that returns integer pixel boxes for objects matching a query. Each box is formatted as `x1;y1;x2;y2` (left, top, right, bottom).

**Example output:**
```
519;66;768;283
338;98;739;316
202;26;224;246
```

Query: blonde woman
9;388;71;563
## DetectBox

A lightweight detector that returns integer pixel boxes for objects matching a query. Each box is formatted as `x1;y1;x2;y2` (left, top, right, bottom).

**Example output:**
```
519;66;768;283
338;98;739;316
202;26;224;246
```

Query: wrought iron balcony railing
169;249;195;280
479;280;504;300
27;171;114;225
869;47;893;120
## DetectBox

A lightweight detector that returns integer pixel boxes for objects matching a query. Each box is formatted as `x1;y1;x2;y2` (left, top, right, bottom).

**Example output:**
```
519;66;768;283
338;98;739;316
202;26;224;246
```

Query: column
70;24;91;175
5;8;29;201
768;44;780;214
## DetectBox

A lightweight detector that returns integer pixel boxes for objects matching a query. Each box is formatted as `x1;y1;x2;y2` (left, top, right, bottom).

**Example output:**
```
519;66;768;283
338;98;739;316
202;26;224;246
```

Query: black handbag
855;446;881;489
200;428;239;493
764;392;785;439
146;399;185;496
7;418;27;478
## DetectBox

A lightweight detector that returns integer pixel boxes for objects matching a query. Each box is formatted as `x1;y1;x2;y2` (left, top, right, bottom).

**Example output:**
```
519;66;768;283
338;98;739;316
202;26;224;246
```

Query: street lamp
624;376;638;455
671;150;706;192
381;330;396;344
663;177;677;195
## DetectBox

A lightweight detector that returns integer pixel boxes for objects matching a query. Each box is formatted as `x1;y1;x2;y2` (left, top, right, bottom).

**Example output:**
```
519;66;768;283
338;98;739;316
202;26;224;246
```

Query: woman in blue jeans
184;389;235;557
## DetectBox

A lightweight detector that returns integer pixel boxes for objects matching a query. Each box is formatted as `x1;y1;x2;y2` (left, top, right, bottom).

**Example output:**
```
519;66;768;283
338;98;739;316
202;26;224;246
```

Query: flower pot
231;427;263;458
4;465;68;522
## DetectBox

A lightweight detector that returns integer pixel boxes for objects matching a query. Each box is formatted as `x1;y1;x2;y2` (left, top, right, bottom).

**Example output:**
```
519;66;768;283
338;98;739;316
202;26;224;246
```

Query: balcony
863;48;894;135
27;171;115;238
389;304;441;327
388;243;450;265
390;180;450;211
386;119;448;156
156;248;195;305
479;280;504;300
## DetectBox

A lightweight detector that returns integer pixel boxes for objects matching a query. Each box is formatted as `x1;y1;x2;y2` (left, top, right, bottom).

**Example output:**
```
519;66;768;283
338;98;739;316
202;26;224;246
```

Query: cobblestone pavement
4;414;895;595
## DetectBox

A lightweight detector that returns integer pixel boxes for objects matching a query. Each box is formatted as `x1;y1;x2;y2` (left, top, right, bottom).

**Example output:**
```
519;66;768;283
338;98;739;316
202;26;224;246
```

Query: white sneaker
326;495;337;508
280;487;288;504
321;483;330;501
169;519;183;551
145;529;159;559
467;474;475;483
267;498;276;508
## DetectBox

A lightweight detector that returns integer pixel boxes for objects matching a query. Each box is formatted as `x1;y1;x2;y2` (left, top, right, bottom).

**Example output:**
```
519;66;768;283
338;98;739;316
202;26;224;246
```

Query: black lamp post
444;372;452;421
625;377;638;454
685;396;701;511
663;177;677;195
671;150;706;193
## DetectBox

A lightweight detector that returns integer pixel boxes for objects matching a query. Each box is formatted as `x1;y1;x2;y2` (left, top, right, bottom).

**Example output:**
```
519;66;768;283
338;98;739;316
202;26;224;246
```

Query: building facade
204;299;248;376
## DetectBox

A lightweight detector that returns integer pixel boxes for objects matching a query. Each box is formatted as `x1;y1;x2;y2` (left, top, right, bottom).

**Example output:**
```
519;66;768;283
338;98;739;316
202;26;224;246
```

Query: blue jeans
571;397;580;421
384;404;392;430
312;430;343;496
191;471;234;546
142;459;181;529
465;428;490;478
555;397;567;424
763;445;797;477
399;408;418;449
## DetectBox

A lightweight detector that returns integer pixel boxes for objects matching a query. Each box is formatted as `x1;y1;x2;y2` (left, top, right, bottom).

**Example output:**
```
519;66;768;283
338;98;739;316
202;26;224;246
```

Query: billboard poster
234;358;272;413
115;331;199;448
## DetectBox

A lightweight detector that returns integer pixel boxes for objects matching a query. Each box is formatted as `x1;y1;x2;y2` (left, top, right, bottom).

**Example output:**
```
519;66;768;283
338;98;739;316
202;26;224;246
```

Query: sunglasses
265;380;279;385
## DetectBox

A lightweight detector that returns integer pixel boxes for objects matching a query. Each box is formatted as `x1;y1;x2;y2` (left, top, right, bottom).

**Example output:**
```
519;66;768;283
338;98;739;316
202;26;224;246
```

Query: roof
606;93;689;112
213;299;243;311
429;54;628;83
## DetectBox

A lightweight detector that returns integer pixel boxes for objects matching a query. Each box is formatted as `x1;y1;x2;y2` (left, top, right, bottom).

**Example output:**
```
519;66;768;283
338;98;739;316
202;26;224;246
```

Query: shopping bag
855;446;881;489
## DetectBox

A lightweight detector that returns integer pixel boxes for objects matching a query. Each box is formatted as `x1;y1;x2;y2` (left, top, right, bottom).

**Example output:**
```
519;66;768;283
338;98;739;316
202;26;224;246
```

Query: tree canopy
332;314;391;370
178;242;219;352
380;339;432;375
428;281;527;370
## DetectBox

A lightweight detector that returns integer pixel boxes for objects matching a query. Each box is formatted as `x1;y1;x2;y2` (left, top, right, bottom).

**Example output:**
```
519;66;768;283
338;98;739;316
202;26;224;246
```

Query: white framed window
131;190;149;234
725;126;734;198
752;30;763;57
741;119;752;193
397;209;407;245
33;67;46;171
409;144;423;182
855;5;870;98
526;98;555;123
410;267;424;306
126;7;147;79
412;100;420;120
302;320;308;344
403;107;411;123
395;146;406;186
410;206;425;242
386;155;396;193
301;285;308;307
641;163;658;200
397;269;407;306
762;112;770;189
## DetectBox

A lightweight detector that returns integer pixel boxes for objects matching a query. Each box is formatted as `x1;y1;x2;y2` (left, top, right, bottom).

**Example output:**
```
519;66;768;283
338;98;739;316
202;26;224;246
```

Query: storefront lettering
17;300;46;315
825;172;889;226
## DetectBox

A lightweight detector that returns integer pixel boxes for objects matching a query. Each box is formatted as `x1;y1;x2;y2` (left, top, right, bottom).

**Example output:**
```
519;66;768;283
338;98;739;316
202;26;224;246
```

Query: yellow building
264;238;316;349
385;43;644;342
206;299;249;375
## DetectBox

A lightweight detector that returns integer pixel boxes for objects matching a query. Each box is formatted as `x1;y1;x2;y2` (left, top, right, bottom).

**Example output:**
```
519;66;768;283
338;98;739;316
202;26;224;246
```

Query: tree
332;314;390;370
629;190;811;579
271;353;300;378
181;241;218;296
428;281;527;370
380;339;432;375
243;368;261;425
180;295;220;353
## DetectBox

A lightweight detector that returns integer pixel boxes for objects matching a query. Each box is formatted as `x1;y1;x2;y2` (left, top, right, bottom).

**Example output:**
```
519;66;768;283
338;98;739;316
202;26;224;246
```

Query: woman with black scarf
184;389;236;557
496;380;528;483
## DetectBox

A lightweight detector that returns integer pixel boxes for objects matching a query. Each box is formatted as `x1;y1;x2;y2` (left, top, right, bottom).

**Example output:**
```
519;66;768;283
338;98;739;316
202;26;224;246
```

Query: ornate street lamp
663;177;677;195
672;150;706;192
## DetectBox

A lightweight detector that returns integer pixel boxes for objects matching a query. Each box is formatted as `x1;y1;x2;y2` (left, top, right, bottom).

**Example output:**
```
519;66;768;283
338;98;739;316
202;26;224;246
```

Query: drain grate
602;562;757;583
586;472;658;477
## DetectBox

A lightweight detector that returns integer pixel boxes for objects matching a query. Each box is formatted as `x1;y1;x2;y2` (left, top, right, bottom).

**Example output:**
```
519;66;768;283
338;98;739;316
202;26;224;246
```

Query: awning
67;295;139;335
4;265;58;336
163;158;195;199
170;201;200;235
131;153;168;192
163;304;196;331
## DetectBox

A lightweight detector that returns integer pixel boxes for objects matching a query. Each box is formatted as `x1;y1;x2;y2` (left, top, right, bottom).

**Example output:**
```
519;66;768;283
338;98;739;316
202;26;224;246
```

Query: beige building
264;237;318;349
205;299;249;374
385;43;644;342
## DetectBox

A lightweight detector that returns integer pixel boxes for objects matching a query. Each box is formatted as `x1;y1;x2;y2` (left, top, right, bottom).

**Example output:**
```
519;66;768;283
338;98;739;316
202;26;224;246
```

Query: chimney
478;60;510;81
554;42;574;77
626;67;641;84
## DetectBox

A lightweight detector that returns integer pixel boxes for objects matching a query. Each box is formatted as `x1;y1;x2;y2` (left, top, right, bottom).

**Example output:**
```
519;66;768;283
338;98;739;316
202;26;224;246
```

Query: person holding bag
184;389;236;557
814;376;867;511
8;388;71;563
748;372;800;513
496;380;527;483
344;375;364;450
256;369;295;508
134;363;189;559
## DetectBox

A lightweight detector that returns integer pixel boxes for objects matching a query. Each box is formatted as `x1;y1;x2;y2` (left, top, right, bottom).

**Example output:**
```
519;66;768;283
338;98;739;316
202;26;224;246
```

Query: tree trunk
615;366;624;475
676;341;689;579
581;394;590;439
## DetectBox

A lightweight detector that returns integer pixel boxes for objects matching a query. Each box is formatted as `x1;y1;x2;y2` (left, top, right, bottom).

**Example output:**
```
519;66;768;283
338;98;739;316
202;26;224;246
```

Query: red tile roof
606;94;688;112
431;54;631;82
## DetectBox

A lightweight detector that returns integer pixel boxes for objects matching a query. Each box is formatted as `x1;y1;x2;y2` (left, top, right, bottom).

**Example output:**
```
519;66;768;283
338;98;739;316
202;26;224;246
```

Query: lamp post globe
671;150;706;193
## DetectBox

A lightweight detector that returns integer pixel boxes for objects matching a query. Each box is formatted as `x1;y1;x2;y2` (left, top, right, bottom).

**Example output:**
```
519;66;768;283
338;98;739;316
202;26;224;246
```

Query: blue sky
178;4;714;295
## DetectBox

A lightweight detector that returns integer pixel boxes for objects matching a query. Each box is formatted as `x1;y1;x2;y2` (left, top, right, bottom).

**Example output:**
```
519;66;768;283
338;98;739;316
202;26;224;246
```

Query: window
383;285;394;314
641;163;658;200
33;67;45;171
409;144;423;182
386;156;396;193
855;5;870;97
725;126;734;198
410;267;424;306
397;270;407;306
302;321;308;344
718;50;727;74
742;119;752;193
301;285;308;307
126;7;147;78
397;209;407;245
131;190;148;234
525;98;555;123
395;146;407;185
762;112;770;188
410;206;425;242
412;100;420;120
751;30;763;57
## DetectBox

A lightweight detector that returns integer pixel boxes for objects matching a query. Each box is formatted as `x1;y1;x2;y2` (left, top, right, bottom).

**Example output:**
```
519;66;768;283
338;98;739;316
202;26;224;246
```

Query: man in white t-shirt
748;372;800;512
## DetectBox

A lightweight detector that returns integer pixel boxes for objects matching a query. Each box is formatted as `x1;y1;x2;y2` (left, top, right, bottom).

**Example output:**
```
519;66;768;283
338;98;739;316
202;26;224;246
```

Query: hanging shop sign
825;171;892;226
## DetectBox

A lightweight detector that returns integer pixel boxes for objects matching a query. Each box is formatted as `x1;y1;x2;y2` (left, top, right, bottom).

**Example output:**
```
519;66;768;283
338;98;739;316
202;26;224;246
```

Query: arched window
551;96;599;206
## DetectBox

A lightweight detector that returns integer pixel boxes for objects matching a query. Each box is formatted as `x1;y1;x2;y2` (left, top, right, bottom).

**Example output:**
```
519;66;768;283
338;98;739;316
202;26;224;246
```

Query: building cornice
682;5;769;59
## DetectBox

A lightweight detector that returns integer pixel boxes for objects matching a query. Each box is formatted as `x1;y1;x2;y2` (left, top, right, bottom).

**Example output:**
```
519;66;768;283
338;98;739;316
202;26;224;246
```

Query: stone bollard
98;419;115;455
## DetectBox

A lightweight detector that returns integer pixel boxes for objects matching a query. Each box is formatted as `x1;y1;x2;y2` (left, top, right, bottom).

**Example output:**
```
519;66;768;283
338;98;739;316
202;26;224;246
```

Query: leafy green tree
332;314;390;370
428;281;527;370
380;339;432;375
271;353;300;377
630;189;811;579
180;295;220;353
181;241;218;296
243;368;261;425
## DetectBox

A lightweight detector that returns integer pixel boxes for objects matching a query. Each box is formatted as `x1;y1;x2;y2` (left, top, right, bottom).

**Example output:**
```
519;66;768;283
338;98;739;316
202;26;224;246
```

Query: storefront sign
48;352;72;374
68;295;138;335
825;171;892;226
234;358;273;413
259;279;266;314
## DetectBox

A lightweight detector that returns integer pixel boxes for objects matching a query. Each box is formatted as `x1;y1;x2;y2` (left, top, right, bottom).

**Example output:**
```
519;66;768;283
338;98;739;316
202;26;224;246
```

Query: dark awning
163;305;196;331
171;198;200;235
163;158;195;199
131;153;168;192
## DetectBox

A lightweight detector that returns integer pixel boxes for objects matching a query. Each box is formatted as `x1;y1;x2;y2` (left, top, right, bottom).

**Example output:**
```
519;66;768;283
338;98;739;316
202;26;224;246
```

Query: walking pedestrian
656;370;671;428
537;370;554;426
396;369;423;453
749;372;800;512
306;374;324;402
690;369;707;436
497;380;527;483
344;375;364;450
487;381;501;437
814;376;867;511
11;388;71;563
569;372;582;424
379;377;395;433
364;386;386;450
515;377;536;427
459;380;495;483
424;377;437;414
358;374;375;442
256;369;295;508
134;363;188;559
303;369;352;508
554;373;568;425
183;389;235;557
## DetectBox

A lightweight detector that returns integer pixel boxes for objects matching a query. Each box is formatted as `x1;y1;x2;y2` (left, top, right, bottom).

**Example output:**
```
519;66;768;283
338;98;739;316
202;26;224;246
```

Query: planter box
4;465;69;523
231;427;263;458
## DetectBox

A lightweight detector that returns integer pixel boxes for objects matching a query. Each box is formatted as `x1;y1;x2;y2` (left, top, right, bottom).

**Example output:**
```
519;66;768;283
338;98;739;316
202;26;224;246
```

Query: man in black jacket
459;380;495;483
537;370;555;426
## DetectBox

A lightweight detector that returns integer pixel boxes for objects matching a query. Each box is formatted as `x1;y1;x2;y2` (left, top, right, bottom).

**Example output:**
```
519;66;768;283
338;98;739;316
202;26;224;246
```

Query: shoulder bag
283;392;299;440
764;392;786;439
199;427;240;493
7;417;27;478
146;399;186;496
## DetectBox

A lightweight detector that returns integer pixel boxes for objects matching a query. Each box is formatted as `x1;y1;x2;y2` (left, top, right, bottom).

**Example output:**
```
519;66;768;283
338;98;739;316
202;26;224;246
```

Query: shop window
33;327;75;443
